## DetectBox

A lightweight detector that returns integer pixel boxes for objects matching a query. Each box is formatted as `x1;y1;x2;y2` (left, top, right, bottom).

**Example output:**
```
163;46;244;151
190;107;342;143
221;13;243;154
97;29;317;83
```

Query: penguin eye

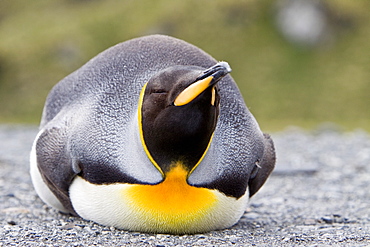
151;89;167;94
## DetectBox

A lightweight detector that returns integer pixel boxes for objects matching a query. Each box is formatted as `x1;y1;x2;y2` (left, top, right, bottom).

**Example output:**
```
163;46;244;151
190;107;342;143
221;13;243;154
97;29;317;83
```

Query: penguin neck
145;129;214;173
138;86;216;174
140;113;215;173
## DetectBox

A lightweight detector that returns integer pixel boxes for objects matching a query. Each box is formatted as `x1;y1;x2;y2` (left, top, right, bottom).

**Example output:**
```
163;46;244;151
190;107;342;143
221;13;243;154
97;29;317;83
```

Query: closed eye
151;89;167;94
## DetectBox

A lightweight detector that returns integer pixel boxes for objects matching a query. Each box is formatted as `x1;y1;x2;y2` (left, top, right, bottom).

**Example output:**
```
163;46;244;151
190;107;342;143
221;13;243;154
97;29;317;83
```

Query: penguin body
30;35;275;234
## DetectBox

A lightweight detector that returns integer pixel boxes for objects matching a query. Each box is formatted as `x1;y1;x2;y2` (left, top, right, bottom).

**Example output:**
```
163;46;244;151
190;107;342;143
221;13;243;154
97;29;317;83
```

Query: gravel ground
1;124;370;246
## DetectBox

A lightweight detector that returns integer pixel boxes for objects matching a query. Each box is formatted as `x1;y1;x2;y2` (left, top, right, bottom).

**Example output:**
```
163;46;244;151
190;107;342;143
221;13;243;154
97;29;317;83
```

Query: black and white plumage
30;35;275;234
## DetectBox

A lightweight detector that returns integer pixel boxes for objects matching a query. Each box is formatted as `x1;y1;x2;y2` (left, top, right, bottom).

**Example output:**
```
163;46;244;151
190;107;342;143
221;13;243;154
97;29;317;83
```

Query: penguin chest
69;164;249;234
124;165;217;224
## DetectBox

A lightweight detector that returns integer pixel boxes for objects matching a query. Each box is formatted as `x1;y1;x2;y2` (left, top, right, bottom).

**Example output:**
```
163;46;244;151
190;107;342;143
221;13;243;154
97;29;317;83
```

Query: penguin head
139;62;231;173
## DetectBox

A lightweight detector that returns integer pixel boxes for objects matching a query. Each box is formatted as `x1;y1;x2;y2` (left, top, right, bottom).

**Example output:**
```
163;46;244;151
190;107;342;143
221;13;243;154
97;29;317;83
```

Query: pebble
0;125;370;246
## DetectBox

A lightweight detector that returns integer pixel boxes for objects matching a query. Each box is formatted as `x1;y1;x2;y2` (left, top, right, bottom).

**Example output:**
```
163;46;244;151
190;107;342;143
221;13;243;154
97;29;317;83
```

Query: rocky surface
1;124;369;246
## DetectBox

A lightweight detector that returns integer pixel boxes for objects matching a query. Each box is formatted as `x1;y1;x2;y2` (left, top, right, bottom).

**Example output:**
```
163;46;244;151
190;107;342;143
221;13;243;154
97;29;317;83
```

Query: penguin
30;35;275;234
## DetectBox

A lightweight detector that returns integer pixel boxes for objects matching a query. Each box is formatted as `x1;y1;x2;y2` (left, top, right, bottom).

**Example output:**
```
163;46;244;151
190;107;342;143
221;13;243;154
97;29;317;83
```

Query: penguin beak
174;62;232;106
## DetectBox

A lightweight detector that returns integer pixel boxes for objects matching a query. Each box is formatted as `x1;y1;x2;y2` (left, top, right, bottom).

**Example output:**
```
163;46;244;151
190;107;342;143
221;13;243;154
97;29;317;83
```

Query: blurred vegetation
0;0;369;131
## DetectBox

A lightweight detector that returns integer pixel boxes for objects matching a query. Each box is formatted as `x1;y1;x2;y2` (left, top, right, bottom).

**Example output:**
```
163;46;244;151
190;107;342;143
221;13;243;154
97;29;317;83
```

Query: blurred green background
0;0;369;131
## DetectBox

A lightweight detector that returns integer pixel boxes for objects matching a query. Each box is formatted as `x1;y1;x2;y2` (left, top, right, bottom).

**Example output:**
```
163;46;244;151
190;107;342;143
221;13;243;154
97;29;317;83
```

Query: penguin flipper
34;126;77;214
248;133;276;197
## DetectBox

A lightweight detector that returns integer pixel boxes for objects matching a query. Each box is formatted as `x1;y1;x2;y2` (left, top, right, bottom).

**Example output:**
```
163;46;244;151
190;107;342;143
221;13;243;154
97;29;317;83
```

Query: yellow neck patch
123;163;217;228
138;83;164;177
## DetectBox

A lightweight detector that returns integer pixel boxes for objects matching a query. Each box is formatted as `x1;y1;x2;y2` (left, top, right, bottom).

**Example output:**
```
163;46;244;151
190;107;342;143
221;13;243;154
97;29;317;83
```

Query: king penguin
30;35;276;234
